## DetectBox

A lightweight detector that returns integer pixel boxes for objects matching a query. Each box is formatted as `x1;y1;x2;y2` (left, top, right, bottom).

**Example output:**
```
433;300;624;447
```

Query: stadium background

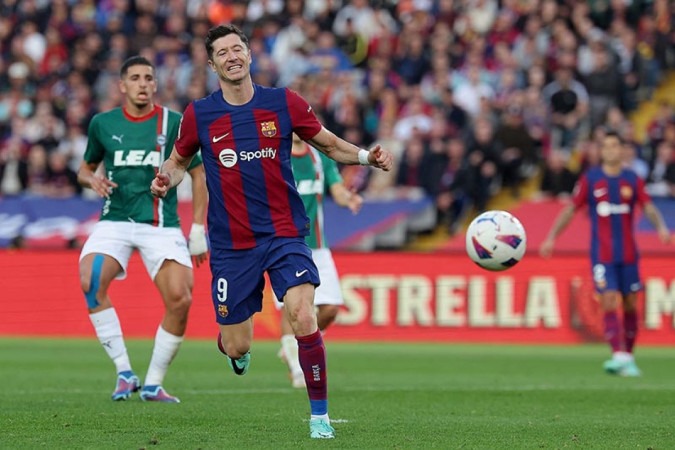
0;0;674;345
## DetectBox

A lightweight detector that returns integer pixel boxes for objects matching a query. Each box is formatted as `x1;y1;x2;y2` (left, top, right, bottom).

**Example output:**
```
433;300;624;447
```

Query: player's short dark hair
205;24;249;60
120;56;154;78
604;130;624;144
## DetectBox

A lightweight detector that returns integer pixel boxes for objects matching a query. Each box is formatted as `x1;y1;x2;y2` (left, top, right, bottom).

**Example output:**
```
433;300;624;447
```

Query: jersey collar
122;104;160;122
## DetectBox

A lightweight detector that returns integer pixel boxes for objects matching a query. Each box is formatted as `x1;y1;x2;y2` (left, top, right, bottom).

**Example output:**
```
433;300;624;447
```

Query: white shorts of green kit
79;221;192;280
275;247;344;309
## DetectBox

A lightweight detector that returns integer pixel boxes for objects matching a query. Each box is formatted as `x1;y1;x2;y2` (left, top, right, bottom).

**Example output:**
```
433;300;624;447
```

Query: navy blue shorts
591;262;641;295
209;237;320;325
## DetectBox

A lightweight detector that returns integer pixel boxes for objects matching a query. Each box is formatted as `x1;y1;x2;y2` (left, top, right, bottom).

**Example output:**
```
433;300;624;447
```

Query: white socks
281;334;302;377
89;308;131;373
144;325;184;386
90;310;183;385
612;351;634;363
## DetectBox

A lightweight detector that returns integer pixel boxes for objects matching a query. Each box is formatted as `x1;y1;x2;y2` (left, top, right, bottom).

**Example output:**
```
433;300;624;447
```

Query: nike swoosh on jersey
593;188;607;197
212;133;230;143
295;269;308;277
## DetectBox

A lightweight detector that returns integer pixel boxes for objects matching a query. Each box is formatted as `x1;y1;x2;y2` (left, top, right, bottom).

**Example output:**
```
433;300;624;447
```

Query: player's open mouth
227;65;243;72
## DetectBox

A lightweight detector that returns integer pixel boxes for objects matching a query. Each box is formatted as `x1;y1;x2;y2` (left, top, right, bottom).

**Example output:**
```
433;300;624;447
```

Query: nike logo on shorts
295;269;308;277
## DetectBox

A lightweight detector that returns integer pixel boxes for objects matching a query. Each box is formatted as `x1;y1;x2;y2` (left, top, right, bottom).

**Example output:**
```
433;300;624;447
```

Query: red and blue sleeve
634;176;651;207
285;89;322;141
572;173;589;210
175;102;201;158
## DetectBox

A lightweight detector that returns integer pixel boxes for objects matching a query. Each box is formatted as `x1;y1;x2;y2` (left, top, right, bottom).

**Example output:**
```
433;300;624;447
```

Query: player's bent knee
81;254;105;309
291;309;318;335
166;290;192;317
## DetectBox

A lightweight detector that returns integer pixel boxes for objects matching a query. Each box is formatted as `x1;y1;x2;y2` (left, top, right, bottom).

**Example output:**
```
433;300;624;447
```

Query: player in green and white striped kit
277;134;363;388
77;56;208;403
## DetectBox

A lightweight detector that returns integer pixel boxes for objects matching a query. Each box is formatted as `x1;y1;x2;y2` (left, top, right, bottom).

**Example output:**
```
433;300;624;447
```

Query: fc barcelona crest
621;185;633;199
218;304;229;318
260;121;277;137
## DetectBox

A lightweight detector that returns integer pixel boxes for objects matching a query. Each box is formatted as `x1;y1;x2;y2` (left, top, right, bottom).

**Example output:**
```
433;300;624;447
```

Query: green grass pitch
1;338;675;449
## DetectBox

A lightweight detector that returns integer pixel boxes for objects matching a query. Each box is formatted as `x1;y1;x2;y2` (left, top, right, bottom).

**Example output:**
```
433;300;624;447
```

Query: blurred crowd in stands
0;0;674;234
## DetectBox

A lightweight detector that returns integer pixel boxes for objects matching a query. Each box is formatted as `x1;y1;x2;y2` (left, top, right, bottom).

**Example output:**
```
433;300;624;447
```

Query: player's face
208;34;252;84
600;136;622;165
119;64;157;109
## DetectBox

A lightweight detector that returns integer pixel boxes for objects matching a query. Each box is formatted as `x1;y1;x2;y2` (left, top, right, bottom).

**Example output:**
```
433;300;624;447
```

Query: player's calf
216;332;251;376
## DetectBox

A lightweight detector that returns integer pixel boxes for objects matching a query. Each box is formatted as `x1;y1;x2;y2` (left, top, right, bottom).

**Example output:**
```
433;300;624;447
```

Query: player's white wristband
358;149;371;166
188;223;208;255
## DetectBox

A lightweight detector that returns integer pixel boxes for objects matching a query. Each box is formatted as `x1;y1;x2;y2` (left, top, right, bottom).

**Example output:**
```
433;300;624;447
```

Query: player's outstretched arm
330;182;363;214
151;147;192;198
77;160;118;198
308;126;393;171
540;204;576;258
187;164;209;266
643;201;671;244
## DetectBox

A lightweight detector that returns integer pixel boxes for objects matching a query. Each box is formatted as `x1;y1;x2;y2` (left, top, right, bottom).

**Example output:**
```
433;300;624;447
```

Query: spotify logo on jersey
219;149;237;168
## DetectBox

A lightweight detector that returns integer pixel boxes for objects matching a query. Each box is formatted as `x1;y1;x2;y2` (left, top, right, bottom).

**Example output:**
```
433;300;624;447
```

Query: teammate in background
78;56;208;403
151;25;392;439
540;131;670;376
277;133;363;389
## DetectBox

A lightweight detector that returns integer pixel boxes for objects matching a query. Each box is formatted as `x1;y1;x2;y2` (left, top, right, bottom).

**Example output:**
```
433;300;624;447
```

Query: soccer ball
465;210;527;271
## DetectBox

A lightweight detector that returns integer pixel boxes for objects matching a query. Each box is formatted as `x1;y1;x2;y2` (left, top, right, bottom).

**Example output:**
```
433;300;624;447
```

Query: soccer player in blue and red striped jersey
150;24;393;439
541;131;670;376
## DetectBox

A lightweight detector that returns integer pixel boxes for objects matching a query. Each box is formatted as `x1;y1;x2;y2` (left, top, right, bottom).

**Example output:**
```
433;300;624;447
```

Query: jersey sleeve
571;173;589;209
83;114;105;164
175;102;201;158
320;152;343;189
635;175;651;206
285;88;323;141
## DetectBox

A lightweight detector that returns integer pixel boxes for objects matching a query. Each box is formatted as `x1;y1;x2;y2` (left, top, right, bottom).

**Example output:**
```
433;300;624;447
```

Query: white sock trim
89;308;131;373
311;414;330;422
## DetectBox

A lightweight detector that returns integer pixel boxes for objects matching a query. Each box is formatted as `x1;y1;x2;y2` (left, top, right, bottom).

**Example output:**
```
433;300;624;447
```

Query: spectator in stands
622;141;650;180
394;32;429;86
465;117;500;212
395;137;427;192
453;65;494;118
365;120;404;198
646;101;674;155
438;87;468;138
0;136;28;196
646;141;675;197
24;143;50;196
393;93;433;142
46;150;79;198
583;45;622;129
494;105;538;196
542;67;590;151
434;138;471;235
538;149;577;199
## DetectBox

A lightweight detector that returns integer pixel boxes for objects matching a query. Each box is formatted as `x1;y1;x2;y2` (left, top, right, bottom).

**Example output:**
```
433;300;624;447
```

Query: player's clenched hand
188;223;209;267
539;239;554;258
368;145;393;172
658;227;671;244
150;173;171;198
89;174;118;198
346;189;363;215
